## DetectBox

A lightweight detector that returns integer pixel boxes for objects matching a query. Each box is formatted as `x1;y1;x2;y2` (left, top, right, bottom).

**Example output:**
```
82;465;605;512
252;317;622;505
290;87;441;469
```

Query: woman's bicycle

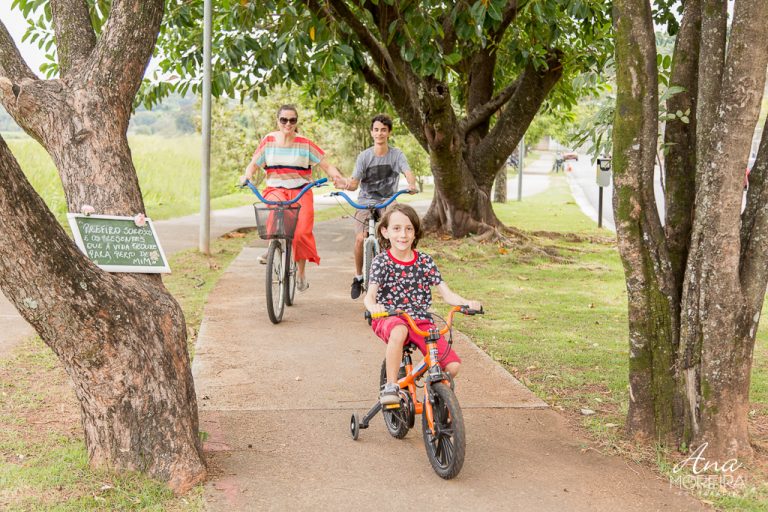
349;305;484;479
243;178;327;324
329;189;414;293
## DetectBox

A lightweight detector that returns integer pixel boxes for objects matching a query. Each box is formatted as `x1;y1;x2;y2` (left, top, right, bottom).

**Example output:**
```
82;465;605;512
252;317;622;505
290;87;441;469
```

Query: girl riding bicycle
363;204;482;405
241;104;345;291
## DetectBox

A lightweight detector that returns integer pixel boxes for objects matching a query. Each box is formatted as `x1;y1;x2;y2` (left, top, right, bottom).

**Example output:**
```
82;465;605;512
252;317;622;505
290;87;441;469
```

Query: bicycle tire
265;240;285;324
379;360;409;439
422;382;465;479
362;237;377;291
284;242;297;306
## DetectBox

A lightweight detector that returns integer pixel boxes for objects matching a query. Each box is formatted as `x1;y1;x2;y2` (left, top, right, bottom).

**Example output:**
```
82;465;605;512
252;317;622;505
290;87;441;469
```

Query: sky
1;4;51;77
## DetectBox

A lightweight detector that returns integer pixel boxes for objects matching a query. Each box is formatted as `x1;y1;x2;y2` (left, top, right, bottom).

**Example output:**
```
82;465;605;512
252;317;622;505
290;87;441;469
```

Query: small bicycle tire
265;240;285;324
422;382;465;479
284;242;297;306
362;237;377;292
379;360;409;439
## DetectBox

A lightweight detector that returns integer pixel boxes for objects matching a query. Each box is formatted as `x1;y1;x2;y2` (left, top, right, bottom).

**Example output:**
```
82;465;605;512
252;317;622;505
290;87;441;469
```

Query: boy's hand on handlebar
408;185;418;194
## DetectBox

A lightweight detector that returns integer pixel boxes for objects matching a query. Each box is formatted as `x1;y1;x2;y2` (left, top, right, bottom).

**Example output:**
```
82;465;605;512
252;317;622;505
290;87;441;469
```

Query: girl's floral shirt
369;250;442;320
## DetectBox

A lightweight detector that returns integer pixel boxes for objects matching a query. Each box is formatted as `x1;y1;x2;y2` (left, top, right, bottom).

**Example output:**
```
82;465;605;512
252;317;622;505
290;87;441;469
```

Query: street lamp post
199;0;212;254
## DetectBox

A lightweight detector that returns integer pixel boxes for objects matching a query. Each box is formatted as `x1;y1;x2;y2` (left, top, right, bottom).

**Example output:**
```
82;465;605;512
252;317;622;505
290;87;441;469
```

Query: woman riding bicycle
241;104;346;291
363;204;482;405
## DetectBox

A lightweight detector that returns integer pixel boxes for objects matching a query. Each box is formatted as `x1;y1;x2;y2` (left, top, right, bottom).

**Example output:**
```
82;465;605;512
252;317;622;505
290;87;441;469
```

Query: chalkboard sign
67;214;171;273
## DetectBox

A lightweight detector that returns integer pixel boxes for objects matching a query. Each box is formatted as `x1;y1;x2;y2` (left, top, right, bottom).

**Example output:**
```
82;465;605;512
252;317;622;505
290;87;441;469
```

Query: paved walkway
192;214;704;511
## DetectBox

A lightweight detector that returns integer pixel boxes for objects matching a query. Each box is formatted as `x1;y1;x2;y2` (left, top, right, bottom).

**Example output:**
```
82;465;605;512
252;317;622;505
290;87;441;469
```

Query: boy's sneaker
379;383;400;405
350;277;363;299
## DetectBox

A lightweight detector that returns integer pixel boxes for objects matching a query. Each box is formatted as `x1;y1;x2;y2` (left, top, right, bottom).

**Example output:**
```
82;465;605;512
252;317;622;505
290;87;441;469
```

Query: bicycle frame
357;306;481;431
242;177;327;323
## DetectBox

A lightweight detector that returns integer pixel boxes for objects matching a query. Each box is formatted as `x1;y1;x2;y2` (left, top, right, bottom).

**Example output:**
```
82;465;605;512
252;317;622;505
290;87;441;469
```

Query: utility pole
199;0;212;254
517;135;525;201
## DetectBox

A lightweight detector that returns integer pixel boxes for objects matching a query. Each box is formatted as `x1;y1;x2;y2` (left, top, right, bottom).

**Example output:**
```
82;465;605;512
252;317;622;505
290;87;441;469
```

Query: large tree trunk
0;1;206;492
614;0;768;459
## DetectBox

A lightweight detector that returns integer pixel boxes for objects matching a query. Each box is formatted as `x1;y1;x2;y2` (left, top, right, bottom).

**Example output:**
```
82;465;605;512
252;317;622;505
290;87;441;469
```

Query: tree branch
51;0;97;76
459;76;522;136
0;20;37;82
471;53;563;180
86;0;164;103
317;0;399;83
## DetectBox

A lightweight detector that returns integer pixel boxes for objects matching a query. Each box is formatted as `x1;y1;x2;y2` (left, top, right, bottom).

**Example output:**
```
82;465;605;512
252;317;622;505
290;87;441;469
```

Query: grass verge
0;231;258;510
422;175;768;510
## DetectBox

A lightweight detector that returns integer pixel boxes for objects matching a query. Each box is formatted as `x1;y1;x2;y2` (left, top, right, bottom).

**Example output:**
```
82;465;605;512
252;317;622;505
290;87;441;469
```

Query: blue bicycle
244;178;327;324
329;189;414;294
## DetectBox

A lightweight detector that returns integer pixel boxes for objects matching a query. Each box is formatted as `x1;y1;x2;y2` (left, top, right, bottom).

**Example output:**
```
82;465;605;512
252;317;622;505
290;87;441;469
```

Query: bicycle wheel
422;382;465;479
379;360;409;439
284;242;297;306
362;236;377;291
265;240;285;324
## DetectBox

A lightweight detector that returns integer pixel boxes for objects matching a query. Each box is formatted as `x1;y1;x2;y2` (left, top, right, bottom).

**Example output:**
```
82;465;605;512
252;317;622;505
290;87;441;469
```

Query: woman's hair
277;104;298;117
370;113;393;131
377;203;422;250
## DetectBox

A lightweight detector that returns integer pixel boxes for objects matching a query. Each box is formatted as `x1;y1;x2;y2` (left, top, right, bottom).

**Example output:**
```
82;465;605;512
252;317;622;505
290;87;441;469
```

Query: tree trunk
0;1;206;492
493;166;507;203
614;0;768;460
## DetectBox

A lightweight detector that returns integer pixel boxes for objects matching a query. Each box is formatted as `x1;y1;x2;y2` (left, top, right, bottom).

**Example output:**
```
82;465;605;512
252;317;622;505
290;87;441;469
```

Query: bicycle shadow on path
192;215;706;512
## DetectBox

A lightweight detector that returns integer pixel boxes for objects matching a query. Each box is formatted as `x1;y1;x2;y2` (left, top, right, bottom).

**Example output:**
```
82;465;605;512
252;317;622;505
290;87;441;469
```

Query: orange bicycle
350;305;484;479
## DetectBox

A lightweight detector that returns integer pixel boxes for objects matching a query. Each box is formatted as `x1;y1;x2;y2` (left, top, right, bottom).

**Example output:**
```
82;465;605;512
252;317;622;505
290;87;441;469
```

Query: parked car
563;151;579;161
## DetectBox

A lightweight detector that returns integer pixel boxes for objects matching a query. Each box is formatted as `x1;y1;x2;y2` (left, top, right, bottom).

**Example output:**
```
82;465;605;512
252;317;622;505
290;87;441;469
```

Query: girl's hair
377;203;422;250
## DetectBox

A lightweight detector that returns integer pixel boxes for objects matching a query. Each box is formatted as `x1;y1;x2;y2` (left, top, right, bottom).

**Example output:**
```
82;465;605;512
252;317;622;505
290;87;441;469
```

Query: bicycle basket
253;203;302;240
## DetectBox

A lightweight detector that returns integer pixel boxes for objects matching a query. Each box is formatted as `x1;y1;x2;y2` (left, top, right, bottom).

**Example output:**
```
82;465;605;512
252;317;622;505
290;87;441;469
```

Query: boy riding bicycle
363;204;482;405
338;114;417;299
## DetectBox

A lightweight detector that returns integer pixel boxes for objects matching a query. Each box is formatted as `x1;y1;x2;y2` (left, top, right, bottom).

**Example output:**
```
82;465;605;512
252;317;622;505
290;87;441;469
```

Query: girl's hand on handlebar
239;175;250;187
367;303;387;315
467;300;483;312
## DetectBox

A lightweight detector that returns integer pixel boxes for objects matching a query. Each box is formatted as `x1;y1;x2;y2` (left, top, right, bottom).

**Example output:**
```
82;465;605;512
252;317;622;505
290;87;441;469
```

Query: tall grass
7;134;250;223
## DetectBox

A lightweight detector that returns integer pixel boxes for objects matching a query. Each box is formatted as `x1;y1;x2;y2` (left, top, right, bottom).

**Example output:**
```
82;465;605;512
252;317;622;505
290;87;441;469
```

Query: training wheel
350;413;360;440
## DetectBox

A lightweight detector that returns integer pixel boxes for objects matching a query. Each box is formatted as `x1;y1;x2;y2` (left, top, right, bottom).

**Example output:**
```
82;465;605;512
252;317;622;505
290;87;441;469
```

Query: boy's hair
370;113;393;131
377;203;422;250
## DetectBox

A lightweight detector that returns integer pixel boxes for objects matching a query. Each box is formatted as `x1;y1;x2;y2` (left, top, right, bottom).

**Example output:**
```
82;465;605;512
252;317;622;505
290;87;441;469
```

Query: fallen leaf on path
580;408;596;416
517;275;529;281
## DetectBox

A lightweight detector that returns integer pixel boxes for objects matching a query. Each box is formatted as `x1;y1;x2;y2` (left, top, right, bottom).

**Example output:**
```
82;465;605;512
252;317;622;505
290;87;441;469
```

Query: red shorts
371;316;461;369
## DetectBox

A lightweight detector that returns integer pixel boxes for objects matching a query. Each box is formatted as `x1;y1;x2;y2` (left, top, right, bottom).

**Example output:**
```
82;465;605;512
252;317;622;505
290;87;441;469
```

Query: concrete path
192;216;705;511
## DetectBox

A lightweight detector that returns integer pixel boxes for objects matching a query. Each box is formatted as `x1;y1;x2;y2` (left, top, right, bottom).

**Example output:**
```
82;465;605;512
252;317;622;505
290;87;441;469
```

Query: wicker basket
253;203;302;240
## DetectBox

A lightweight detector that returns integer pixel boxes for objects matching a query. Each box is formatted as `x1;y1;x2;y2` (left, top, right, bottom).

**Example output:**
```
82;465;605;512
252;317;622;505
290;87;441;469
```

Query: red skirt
262;187;320;265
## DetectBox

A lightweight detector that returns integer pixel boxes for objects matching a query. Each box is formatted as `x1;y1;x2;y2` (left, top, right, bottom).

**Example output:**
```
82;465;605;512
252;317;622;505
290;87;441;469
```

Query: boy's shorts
353;209;372;235
371;316;461;369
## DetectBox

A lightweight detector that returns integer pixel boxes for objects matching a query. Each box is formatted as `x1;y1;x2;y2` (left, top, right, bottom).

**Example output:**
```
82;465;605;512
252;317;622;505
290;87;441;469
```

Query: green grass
7;134;254;224
0;230;258;511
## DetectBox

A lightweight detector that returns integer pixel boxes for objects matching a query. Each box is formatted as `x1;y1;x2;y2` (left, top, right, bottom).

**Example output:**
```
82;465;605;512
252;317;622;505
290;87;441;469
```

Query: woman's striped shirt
251;134;325;189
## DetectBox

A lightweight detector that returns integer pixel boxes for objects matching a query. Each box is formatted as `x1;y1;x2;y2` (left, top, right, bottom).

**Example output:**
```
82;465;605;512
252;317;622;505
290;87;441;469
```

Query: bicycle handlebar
364;305;484;336
242;177;328;205
329;188;415;210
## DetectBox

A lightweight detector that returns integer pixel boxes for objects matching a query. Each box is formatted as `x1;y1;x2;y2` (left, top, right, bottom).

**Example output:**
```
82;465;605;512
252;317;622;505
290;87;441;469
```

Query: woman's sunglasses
279;117;298;125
